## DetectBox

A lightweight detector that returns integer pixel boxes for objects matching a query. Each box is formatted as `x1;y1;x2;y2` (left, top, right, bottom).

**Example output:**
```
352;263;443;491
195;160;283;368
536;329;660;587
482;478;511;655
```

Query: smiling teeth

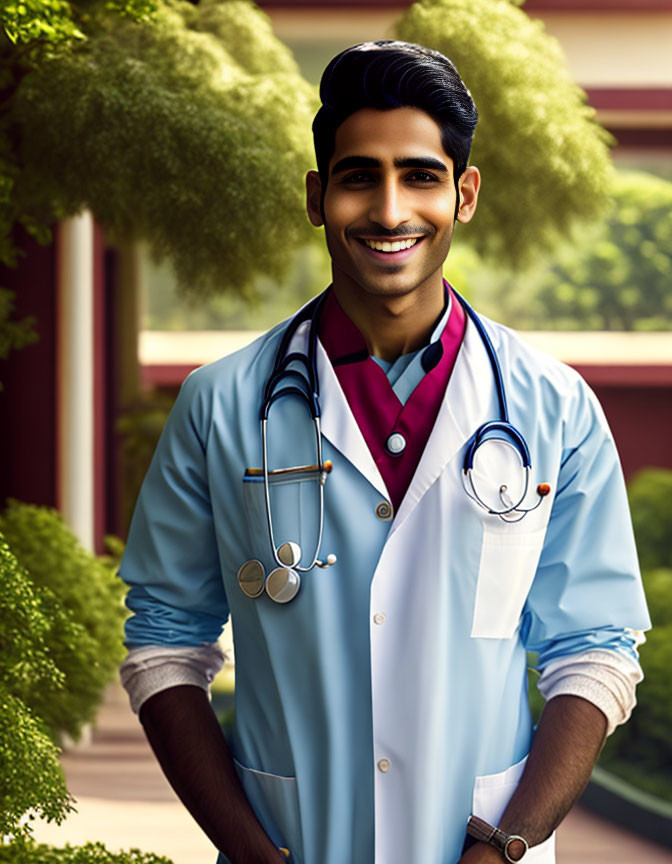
363;238;419;252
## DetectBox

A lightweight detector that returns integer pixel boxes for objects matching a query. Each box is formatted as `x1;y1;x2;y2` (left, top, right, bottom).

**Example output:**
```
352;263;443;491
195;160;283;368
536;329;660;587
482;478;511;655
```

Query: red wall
0;229;59;509
591;382;672;481
0;225;111;553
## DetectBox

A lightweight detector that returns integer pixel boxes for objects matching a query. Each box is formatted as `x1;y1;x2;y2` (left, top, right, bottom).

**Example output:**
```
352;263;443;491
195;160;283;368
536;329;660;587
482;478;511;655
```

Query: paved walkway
32;682;672;864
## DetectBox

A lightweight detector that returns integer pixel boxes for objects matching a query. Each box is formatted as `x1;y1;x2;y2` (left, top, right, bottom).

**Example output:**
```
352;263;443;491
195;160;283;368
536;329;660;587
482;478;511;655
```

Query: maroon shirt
318;281;466;511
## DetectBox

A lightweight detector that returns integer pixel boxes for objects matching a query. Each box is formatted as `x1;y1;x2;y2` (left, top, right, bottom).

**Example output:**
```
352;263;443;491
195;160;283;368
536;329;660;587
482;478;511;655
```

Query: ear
456;166;481;224
306;170;324;227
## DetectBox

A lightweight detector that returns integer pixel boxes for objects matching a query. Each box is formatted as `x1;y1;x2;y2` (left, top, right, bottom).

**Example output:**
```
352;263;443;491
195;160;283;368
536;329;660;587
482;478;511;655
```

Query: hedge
0;538;73;838
0;501;126;741
0;840;174;864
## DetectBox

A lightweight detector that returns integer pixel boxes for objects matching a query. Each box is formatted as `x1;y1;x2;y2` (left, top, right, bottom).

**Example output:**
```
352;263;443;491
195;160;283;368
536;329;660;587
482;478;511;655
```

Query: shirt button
377;758;391;773
385;432;406;455
375;500;393;521
373;613;386;625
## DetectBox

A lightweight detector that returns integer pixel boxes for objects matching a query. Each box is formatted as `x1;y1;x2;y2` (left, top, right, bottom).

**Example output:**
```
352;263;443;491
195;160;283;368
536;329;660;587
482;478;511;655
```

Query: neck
330;271;446;362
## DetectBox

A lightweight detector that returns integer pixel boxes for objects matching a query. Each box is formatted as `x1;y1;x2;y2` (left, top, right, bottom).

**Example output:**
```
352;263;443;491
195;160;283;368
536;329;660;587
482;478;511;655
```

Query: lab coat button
377;758;391;773
385;432;406;455
373;613;386;625
375;501;393;521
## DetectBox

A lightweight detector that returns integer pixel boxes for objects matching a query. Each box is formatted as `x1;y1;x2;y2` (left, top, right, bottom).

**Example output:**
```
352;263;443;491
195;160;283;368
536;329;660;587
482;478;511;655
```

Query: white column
57;212;95;552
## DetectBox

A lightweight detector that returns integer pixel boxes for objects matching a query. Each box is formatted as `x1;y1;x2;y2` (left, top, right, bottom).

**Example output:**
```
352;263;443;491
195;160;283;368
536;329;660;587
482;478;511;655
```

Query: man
119;42;650;864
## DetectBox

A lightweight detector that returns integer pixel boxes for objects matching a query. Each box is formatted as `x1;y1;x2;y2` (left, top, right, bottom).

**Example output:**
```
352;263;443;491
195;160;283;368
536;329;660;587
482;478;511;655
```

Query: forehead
331;106;451;167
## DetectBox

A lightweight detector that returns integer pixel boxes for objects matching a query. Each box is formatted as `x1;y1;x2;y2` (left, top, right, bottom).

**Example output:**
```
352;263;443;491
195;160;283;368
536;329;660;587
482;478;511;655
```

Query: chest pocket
471;524;547;639
242;469;322;568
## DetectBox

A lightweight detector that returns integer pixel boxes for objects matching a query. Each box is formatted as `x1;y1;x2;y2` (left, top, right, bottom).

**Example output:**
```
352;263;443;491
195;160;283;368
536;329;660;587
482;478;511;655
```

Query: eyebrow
330;155;449;176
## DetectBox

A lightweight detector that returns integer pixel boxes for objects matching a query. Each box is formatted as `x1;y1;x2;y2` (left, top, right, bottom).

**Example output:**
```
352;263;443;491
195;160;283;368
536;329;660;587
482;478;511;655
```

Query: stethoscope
237;286;550;604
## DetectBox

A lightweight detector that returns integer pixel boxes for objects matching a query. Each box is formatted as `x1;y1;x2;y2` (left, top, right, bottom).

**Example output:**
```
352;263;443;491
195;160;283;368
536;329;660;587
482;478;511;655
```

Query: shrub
116;395;174;533
600;569;672;782
0;538;73;838
628;468;672;571
0;839;174;863
0;502;127;740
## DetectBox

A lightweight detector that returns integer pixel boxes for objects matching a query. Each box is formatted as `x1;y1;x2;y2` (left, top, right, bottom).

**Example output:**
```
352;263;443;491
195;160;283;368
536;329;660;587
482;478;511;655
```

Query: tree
3;0;616;301
4;0;317;300
395;0;614;269
0;0;158;372
454;170;672;331
534;171;672;330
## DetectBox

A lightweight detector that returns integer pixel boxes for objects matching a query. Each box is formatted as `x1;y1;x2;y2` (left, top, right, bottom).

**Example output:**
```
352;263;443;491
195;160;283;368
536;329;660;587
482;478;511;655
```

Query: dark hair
313;41;478;193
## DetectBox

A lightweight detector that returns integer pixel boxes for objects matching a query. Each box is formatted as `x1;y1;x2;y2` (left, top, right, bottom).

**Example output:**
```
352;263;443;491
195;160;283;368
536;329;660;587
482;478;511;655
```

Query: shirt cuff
119;643;226;715
536;648;644;736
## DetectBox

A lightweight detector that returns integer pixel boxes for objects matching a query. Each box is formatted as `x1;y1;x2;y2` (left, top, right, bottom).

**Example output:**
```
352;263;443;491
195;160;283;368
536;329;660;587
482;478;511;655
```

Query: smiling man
118;42;650;864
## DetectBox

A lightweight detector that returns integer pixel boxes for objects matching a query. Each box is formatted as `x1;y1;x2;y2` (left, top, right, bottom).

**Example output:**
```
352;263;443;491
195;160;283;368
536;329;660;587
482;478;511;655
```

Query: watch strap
466;815;529;862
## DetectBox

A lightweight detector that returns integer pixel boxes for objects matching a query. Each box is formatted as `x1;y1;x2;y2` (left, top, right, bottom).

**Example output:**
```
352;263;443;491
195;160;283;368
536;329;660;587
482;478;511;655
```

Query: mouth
355;236;425;261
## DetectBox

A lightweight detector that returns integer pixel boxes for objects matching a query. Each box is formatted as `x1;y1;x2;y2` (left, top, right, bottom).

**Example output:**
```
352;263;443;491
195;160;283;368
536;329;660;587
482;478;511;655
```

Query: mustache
348;225;435;240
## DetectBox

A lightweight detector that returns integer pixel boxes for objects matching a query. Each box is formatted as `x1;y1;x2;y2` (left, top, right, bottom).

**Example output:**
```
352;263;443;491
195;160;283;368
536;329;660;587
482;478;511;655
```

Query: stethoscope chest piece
237;559;266;598
266;566;301;603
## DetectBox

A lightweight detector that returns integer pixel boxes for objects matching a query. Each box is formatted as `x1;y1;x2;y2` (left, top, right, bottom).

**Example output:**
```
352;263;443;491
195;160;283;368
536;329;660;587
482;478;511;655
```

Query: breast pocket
473;756;556;862
471;525;546;639
242;469;322;568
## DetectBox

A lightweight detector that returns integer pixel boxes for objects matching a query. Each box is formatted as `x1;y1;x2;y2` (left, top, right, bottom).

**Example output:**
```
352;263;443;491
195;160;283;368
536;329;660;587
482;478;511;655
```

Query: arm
118;373;283;862
458;694;606;862
140;684;285;864
461;376;651;862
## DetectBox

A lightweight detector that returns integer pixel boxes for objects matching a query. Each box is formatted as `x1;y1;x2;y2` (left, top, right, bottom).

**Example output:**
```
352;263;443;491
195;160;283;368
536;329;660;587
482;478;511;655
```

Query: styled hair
313;41;478;193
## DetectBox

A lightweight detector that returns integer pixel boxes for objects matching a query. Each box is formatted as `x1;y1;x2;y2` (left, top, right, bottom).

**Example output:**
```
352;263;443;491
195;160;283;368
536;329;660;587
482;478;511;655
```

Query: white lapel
390;316;498;534
287;321;389;499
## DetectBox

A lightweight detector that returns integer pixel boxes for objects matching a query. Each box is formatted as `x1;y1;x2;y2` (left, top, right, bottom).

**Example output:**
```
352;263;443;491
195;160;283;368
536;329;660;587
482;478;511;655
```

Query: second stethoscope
237;286;550;604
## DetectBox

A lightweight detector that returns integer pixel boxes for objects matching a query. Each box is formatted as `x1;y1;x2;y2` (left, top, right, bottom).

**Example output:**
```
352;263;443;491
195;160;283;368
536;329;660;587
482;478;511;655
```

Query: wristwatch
466;815;529;862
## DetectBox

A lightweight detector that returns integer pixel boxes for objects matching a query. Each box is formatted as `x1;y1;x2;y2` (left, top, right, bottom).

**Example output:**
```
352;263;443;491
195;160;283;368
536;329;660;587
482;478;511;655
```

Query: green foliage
116;394;175;531
0;287;37;388
0;0;159;264
0;0;156;47
141;240;332;330
0;0;157;378
1;0;85;47
11;0;318;298
534;172;672;330
628;468;672;570
0;501;126;740
0;688;75;839
0;538;63;708
446;169;672;331
599;570;672;800
395;0;613;269
0;838;174;863
0;538;73;838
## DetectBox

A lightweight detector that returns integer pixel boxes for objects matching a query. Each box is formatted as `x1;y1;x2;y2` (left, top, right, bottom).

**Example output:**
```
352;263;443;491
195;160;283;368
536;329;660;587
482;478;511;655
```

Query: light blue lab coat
120;307;650;864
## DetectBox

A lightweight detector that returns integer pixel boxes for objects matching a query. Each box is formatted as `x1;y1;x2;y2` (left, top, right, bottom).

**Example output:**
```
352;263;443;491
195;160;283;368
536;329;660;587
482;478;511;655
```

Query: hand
457;841;504;863
235;840;289;864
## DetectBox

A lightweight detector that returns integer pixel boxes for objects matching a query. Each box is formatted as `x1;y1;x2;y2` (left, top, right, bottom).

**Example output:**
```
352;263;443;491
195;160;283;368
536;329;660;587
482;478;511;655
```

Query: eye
407;170;438;183
341;171;375;185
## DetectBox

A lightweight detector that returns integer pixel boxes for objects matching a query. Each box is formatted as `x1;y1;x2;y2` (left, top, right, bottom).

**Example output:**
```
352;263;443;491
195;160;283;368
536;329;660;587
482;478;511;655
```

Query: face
306;106;479;301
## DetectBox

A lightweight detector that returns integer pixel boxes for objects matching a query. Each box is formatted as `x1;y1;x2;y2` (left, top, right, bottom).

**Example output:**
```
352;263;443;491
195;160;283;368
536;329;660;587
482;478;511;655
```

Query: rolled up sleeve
119;369;229;672
522;376;651;720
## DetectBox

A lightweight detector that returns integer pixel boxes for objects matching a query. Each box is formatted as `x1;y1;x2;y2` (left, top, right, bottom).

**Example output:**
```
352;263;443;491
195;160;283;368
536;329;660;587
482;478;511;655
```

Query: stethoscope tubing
255;284;546;593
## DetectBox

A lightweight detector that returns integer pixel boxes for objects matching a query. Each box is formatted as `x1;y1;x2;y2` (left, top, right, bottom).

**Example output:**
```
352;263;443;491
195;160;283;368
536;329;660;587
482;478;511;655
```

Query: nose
368;178;410;230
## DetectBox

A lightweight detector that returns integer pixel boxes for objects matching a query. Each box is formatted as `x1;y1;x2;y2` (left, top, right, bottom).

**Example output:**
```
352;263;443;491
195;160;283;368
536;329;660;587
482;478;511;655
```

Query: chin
358;272;433;298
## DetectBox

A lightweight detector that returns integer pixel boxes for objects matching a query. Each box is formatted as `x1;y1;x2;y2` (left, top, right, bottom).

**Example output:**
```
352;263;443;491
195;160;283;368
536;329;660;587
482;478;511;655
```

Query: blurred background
0;0;670;862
